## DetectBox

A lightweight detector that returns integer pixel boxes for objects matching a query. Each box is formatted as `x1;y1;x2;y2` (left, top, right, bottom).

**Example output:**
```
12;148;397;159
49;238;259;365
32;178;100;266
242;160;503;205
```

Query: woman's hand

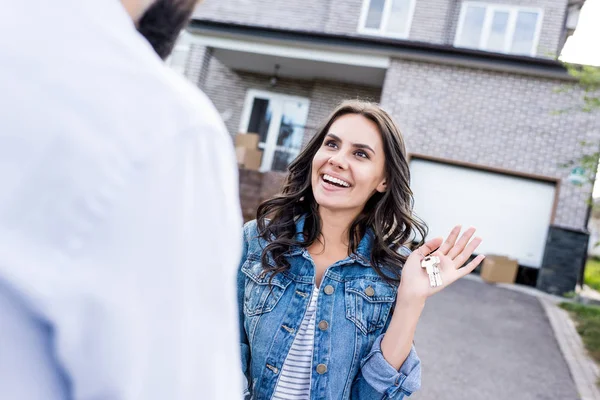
397;226;485;303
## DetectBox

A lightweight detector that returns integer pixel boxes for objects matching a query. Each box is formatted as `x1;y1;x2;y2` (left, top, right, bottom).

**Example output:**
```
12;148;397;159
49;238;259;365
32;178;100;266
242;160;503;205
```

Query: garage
409;157;557;269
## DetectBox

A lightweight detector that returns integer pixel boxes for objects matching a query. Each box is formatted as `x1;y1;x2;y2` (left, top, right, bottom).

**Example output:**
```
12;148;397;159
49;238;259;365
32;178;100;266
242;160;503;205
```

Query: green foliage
585;257;600;291
557;64;600;191
559;302;600;370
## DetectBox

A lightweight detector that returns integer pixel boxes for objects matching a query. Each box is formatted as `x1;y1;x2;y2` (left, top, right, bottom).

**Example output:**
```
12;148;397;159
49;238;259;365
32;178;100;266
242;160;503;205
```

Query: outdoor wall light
270;64;280;87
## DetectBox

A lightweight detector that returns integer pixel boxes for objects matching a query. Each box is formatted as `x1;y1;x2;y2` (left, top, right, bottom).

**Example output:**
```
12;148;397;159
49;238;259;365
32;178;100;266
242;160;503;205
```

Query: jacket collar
286;214;374;266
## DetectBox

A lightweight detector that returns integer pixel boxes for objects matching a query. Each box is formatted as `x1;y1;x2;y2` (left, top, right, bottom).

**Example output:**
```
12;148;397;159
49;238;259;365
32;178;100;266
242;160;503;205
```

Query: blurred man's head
136;0;199;59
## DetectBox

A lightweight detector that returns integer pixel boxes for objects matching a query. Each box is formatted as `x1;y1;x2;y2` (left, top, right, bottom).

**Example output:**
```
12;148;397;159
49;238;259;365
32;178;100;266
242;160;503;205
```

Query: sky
560;0;600;67
558;0;600;197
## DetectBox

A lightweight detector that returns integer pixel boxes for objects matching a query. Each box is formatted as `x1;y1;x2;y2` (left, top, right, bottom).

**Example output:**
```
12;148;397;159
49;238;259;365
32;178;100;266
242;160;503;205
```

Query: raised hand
397;226;485;302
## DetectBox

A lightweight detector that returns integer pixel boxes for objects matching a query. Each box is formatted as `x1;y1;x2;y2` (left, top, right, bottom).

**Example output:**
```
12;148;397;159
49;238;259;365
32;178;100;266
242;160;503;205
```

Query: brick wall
323;1;364;35
304;81;382;146
194;0;330;32
195;0;568;57
381;58;598;231
239;169;286;222
184;44;211;87
409;0;457;44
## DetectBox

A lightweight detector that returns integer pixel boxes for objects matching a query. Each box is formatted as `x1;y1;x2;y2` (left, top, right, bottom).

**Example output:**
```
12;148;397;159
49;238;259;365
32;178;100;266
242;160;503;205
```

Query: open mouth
322;173;351;188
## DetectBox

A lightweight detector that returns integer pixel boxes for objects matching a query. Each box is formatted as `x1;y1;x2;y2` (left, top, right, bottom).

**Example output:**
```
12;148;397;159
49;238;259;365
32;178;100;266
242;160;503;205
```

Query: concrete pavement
410;277;580;399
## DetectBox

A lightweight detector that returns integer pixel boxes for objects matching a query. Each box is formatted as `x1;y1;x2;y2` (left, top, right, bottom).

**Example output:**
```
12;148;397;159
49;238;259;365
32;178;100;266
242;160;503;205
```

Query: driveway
411;277;579;399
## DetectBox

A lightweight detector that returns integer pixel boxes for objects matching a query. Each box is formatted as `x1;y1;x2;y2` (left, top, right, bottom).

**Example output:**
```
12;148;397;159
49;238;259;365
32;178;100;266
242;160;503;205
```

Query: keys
421;255;443;287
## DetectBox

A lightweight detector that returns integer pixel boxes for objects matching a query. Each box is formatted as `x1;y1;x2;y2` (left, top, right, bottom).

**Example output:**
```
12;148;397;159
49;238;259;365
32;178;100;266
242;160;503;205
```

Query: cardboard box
480;255;519;284
236;146;263;170
235;133;260;149
243;148;263;170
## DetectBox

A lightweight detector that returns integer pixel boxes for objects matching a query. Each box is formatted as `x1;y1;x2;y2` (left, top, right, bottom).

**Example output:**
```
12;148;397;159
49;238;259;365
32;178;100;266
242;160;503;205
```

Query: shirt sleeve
353;334;422;399
0;120;244;399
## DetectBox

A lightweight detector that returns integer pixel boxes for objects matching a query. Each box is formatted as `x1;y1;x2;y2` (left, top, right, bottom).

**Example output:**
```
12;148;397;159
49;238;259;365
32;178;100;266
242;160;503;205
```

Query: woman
238;100;484;399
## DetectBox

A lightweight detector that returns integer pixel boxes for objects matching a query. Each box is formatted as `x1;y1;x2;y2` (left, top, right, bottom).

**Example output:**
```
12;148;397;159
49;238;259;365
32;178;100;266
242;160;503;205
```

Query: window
239;90;310;172
455;2;543;56
358;0;416;39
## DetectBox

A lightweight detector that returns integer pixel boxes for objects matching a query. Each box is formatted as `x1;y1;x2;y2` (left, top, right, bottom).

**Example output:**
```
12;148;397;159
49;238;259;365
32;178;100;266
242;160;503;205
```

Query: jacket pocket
241;258;291;317
344;279;397;335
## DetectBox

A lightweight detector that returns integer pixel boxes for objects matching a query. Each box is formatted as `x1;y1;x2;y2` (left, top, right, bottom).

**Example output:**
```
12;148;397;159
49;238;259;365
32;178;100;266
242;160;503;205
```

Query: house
171;0;597;295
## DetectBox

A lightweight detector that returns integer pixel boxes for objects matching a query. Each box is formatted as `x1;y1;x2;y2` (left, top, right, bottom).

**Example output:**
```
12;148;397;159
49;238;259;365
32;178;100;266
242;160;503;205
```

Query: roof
189;18;576;80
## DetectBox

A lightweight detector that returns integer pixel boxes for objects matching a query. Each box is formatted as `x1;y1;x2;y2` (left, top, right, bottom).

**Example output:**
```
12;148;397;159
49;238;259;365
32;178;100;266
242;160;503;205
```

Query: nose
328;152;348;169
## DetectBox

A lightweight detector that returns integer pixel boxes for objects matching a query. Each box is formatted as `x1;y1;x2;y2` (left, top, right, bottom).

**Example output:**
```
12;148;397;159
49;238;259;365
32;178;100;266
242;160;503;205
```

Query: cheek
311;151;328;173
354;166;384;192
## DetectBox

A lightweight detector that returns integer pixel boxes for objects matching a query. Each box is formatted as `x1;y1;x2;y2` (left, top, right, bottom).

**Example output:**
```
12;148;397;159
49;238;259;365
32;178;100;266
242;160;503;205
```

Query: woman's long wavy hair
256;100;427;284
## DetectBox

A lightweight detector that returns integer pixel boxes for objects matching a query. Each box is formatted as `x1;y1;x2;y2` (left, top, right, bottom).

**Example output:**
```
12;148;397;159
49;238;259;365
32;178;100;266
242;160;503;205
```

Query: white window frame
166;31;193;75
165;42;191;75
358;0;417;39
238;89;310;172
454;2;544;56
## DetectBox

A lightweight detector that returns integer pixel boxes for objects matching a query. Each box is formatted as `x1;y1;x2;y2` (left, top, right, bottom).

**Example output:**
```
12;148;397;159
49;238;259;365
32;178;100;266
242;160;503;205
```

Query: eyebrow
326;133;376;155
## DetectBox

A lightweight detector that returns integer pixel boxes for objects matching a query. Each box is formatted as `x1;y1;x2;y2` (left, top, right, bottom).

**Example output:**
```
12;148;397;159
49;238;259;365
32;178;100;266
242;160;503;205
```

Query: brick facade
380;58;598;231
238;169;287;222
193;0;330;32
195;0;569;57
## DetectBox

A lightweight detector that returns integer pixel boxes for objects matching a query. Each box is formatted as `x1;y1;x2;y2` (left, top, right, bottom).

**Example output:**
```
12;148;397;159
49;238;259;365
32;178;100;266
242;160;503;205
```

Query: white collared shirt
0;1;242;399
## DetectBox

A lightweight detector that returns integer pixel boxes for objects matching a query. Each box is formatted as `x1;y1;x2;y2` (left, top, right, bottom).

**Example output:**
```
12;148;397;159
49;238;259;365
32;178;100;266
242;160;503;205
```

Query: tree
558;64;600;189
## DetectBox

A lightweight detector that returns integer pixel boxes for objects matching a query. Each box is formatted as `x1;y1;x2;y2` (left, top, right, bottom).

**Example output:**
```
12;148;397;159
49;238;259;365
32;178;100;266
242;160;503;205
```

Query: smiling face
310;113;387;215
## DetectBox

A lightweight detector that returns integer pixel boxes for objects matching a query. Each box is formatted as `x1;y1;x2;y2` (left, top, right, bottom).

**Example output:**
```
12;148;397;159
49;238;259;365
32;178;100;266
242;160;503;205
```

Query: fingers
437;225;461;256
454;237;483;267
447;227;476;260
457;254;486;278
415;237;443;258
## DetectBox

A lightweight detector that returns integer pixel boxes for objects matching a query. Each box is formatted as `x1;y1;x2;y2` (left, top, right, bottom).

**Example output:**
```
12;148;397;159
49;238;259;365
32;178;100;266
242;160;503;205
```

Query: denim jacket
238;217;421;399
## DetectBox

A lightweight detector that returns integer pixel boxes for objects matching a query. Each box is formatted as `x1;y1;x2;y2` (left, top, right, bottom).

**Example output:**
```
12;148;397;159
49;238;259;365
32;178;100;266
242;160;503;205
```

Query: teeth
323;174;350;187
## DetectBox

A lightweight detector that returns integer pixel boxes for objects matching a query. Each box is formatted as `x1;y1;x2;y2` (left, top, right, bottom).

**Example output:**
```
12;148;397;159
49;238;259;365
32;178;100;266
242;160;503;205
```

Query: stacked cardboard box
235;133;263;171
480;254;519;284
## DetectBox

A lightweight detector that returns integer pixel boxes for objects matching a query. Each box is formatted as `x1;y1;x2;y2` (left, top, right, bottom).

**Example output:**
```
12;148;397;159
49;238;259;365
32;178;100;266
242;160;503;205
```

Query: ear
376;179;387;193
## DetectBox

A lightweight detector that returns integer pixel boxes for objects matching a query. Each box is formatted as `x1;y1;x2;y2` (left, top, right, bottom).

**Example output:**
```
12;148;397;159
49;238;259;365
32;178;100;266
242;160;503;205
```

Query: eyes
324;139;369;159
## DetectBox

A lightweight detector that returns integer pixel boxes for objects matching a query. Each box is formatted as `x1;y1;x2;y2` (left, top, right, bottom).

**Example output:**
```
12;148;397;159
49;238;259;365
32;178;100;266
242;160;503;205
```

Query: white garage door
410;159;556;268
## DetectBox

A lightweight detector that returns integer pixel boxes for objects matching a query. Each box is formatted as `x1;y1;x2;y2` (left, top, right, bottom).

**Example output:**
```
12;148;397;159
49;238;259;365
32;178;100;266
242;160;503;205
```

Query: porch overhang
185;25;390;87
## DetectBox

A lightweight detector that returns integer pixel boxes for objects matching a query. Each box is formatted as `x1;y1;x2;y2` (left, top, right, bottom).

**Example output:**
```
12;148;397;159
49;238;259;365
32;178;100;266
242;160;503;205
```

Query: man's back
0;1;242;398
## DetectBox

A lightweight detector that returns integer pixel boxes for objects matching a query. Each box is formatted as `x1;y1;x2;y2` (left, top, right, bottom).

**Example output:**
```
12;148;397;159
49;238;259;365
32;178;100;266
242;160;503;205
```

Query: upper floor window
358;0;416;39
455;2;543;56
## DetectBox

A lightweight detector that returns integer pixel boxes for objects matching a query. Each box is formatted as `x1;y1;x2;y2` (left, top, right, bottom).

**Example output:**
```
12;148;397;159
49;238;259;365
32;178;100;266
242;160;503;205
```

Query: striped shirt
272;285;320;399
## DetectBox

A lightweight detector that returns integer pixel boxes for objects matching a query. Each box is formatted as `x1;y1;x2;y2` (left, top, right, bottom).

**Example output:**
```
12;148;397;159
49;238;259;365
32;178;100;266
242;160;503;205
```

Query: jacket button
318;320;329;331
324;285;334;295
316;363;328;374
365;286;375;297
266;364;279;374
